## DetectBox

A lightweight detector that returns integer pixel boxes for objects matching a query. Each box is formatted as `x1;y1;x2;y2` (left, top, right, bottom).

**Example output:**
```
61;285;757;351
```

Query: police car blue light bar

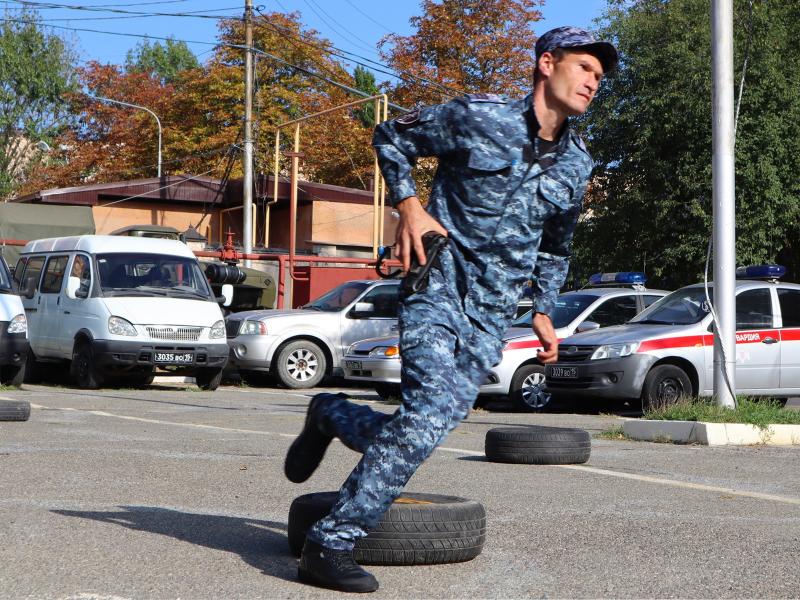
588;272;647;286
735;265;786;280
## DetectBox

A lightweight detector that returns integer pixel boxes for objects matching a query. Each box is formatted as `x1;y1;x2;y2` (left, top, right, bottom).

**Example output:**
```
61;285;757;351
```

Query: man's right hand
395;196;448;272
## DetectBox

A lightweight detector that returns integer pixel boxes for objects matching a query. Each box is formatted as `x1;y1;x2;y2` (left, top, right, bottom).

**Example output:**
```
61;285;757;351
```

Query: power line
302;0;380;57
2;1;242;20
342;0;393;34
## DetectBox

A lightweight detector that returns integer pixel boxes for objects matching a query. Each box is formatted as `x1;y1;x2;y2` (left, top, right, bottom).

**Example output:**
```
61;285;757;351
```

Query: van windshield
0;257;11;293
97;253;211;299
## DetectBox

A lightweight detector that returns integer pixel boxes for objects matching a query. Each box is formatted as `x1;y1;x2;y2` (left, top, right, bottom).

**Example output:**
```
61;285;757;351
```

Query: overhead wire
341;0;393;34
302;0;380;57
2;1;243;20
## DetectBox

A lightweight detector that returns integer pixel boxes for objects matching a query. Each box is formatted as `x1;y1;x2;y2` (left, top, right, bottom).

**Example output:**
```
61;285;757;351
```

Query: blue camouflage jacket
373;93;593;338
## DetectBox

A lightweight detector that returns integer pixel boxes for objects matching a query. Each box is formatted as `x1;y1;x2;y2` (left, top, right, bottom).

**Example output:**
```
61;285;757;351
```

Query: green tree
576;0;800;287
352;65;379;127
125;37;199;84
0;9;77;198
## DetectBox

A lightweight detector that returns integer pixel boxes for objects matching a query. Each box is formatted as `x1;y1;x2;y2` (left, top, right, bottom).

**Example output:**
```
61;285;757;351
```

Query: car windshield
0;257;11;293
630;287;711;325
97;253;211;299
512;294;599;329
302;281;370;312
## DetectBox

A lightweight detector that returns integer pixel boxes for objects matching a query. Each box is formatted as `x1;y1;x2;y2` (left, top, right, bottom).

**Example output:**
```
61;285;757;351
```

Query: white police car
343;272;668;409
545;265;800;409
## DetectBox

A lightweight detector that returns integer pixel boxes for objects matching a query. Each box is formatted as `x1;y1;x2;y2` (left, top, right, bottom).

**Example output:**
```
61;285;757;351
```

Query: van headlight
210;320;225;339
7;314;27;334
590;343;639;360
369;345;399;357
108;316;137;336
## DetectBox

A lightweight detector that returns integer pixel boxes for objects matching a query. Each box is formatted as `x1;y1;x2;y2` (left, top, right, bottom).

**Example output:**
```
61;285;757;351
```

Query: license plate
345;360;362;370
550;366;577;379
154;352;194;364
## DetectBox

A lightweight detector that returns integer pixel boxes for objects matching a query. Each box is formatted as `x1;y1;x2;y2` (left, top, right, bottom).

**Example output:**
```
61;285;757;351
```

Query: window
587;295;638;327
642;295;663;308
778;289;800;328
359;285;399;318
21;256;45;292
12;257;27;287
735;288;773;330
70;254;92;295
41;256;69;294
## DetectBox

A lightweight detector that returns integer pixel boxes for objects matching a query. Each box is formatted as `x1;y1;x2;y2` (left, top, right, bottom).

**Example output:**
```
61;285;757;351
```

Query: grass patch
0;384;21;392
595;425;631;441
643;396;800;429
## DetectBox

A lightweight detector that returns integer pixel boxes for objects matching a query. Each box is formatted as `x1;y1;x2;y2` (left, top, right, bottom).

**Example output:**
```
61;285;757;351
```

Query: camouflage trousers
308;248;504;551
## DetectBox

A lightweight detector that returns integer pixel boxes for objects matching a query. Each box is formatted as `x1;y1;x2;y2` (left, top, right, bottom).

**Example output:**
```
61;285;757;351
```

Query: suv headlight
238;320;267;335
7;314;26;334
368;345;399;357
590;343;639;360
210;320;225;339
108;316;137;336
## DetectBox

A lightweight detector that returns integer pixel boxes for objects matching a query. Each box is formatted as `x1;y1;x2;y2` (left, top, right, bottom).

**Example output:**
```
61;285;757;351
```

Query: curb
623;419;800;446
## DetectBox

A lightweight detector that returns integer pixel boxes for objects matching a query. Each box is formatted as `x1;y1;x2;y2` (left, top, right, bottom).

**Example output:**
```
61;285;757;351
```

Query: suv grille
225;320;241;338
146;326;202;341
557;346;596;362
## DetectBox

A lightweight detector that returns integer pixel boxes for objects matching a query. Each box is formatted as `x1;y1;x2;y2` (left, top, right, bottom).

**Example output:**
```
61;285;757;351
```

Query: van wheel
275;340;326;389
641;365;692;412
195;368;223;391
0;365;25;388
510;364;551;412
70;341;103;389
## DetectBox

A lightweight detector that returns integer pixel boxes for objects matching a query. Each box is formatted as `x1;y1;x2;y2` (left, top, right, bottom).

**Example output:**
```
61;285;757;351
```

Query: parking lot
1;382;799;599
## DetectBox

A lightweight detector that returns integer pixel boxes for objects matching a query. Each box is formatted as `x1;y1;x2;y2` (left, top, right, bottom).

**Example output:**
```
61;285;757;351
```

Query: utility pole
242;0;254;266
711;0;736;408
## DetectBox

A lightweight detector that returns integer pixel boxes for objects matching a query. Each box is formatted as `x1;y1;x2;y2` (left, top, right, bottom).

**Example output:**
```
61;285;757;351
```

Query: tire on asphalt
509;363;551;412
288;491;486;565
274;340;326;389
70;340;103;390
0;399;31;421
484;426;591;464
195;367;224;391
641;364;692;412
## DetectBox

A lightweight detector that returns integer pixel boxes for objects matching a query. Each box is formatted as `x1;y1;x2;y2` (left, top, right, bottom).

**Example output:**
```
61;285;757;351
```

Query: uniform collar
523;94;571;155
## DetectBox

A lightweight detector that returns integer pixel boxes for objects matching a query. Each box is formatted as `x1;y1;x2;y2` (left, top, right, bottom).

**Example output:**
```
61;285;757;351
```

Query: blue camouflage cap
535;26;618;73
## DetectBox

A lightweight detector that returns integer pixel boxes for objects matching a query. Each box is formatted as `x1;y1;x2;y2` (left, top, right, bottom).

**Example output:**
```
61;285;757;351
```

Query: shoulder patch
466;93;507;104
394;108;421;127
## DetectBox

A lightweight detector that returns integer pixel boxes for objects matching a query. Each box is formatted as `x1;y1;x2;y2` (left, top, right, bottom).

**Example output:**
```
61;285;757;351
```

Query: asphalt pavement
1;382;799;599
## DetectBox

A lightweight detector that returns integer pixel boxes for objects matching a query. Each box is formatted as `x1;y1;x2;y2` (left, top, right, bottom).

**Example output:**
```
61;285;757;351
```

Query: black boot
284;393;340;483
298;539;379;593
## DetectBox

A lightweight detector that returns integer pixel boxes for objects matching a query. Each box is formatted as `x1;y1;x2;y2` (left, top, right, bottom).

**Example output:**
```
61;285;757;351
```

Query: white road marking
27;403;800;507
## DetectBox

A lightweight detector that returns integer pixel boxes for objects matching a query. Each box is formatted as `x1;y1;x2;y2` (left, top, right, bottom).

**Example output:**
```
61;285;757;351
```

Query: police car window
631;287;710;325
41;256;69;294
642;295;662;307
511;294;597;329
586;295;638;327
359;285;399;318
778;289;800;328
735;288;773;330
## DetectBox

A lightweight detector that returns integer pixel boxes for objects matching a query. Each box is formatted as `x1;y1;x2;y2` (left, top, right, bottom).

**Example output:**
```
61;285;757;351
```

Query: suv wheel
275;340;326;389
641;364;692;412
510;364;550;412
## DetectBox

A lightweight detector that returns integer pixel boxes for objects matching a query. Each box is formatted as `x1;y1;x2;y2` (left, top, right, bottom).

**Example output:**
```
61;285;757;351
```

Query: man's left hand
533;312;558;364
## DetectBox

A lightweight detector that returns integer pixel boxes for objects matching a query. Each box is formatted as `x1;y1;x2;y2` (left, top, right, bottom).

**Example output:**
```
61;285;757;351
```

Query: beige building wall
91;201;217;241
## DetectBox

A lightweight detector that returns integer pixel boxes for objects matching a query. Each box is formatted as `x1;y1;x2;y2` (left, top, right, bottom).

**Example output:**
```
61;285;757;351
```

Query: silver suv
226;279;399;388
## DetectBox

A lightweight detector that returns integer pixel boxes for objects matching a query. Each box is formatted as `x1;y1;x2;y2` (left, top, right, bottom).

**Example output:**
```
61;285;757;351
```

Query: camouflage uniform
308;91;594;551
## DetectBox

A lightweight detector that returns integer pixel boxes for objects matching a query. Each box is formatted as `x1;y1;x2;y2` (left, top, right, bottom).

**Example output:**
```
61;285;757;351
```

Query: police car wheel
374;383;401;400
275;340;326;389
484;426;591;464
0;399;30;421
288;491;486;565
510;364;551;412
641;365;693;412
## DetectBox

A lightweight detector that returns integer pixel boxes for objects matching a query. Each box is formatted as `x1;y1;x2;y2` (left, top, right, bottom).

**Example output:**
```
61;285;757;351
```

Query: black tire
23;348;42;384
288;492;486;566
0;399;30;421
641;364;692;412
0;364;25;387
195;367;223;391
70;341;103;390
374;383;402;400
274;340;326;389
485;426;591;464
510;364;551;412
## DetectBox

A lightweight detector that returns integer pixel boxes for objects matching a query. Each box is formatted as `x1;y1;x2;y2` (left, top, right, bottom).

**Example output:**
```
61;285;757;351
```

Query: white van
0;254;28;387
15;235;230;390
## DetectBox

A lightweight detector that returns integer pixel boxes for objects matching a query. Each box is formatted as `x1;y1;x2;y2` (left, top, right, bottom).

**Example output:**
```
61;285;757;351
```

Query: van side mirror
22;276;37;300
217;283;233;307
576;320;601;333
350;301;375;318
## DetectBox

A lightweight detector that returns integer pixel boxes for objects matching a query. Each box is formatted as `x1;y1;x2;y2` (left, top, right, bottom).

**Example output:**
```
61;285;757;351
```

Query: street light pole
242;0;254;266
93;95;163;177
711;0;737;408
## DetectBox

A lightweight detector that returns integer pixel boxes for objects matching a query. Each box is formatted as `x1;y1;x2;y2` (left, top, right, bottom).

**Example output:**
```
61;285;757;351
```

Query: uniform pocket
537;174;575;210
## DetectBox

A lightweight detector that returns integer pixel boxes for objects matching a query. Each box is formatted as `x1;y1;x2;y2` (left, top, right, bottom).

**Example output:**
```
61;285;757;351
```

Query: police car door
777;287;800;391
731;288;780;392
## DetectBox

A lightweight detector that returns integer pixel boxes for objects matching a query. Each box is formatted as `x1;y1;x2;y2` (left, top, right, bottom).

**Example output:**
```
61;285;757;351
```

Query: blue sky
4;0;609;72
